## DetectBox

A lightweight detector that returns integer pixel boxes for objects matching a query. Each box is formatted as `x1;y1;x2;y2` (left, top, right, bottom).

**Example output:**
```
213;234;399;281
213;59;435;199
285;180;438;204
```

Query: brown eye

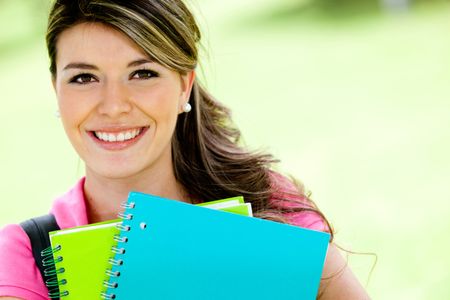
70;74;96;84
131;69;158;80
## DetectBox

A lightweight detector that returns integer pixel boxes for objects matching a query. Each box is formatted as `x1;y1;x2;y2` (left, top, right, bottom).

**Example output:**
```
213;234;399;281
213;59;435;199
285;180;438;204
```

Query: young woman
0;0;369;299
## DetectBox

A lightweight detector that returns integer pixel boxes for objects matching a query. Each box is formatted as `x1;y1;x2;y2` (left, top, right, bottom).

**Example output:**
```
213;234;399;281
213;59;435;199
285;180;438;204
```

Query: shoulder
0;224;48;300
268;171;330;232
0;179;87;299
0;225;48;299
318;244;370;299
0;224;32;259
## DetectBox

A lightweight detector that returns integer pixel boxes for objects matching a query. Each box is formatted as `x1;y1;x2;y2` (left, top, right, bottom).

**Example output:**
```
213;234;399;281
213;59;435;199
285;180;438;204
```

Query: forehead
55;22;148;68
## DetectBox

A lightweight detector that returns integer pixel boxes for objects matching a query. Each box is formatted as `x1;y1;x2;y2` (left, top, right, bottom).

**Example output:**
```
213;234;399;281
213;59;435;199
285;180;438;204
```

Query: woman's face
53;22;194;180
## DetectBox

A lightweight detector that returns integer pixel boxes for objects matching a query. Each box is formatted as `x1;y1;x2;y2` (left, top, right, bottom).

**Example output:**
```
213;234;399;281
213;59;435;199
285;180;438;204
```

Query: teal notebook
103;192;330;300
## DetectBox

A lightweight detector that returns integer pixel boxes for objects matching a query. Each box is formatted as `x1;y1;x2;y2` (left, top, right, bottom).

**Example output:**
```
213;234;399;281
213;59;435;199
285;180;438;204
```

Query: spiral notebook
103;192;330;300
42;196;251;299
43;219;120;299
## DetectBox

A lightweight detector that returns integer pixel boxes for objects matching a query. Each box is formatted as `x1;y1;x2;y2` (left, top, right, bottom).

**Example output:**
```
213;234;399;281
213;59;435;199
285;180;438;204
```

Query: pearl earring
54;110;61;118
183;102;192;113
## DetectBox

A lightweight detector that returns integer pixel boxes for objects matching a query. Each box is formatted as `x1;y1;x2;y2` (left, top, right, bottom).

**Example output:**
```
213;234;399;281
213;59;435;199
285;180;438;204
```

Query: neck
83;164;189;223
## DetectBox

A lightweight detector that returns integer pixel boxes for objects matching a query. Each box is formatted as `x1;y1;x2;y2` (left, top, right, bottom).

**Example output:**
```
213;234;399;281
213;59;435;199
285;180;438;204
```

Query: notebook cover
198;196;252;216
219;203;252;216
105;192;330;300
196;196;244;207
49;219;120;299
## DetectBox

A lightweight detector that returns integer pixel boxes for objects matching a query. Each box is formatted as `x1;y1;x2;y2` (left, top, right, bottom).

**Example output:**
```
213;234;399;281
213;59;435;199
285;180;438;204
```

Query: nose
97;80;133;118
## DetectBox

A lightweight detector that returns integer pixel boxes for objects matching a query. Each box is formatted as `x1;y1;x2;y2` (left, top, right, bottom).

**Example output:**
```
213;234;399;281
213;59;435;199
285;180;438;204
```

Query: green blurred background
1;0;449;298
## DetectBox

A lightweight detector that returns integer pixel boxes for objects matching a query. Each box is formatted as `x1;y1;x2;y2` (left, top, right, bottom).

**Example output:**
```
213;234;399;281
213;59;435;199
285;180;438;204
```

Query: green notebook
197;196;253;216
45;219;120;299
44;196;251;299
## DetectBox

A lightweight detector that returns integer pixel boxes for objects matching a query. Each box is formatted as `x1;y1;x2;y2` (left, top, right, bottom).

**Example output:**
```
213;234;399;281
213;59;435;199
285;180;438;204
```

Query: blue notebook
103;192;330;300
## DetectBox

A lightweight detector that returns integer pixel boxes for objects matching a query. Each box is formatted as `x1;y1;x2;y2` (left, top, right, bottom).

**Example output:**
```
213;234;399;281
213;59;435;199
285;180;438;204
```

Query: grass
1;1;449;299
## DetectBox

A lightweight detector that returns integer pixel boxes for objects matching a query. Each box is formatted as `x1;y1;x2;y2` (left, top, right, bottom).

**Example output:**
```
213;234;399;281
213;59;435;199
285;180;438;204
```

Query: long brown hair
46;0;333;239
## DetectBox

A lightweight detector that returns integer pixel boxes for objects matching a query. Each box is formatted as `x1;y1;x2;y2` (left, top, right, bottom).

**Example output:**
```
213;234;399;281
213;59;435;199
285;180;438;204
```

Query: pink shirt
0;176;326;299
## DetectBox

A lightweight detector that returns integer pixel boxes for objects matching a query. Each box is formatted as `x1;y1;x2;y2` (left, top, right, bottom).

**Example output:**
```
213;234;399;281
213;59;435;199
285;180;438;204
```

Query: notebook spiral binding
41;244;69;298
100;201;135;300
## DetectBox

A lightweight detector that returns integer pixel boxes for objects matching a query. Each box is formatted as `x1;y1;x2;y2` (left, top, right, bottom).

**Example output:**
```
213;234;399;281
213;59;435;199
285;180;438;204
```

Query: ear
178;70;196;108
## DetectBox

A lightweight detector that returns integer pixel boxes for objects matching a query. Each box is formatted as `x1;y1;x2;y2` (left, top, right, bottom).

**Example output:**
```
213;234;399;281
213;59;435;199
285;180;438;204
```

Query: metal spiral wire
101;200;135;299
41;243;69;298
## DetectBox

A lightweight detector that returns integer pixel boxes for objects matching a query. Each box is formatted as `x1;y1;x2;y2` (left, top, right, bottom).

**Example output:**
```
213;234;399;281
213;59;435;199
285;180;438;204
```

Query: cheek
135;85;181;122
57;88;94;133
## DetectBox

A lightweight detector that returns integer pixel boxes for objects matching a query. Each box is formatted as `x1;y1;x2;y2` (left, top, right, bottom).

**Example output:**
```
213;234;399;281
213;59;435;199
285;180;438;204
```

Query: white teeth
94;128;142;142
117;133;125;142
108;134;117;142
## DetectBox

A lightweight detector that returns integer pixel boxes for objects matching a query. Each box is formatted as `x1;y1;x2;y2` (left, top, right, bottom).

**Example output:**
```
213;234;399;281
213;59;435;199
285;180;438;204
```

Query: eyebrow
127;59;154;67
63;63;98;71
62;59;153;71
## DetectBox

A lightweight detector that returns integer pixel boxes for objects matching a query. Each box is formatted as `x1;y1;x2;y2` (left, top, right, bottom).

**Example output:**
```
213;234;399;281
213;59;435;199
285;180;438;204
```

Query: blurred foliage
236;0;450;26
0;0;49;58
305;0;447;11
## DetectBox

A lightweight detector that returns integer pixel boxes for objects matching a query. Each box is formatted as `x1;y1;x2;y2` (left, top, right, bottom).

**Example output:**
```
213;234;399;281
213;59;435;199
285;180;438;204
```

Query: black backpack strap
20;214;60;289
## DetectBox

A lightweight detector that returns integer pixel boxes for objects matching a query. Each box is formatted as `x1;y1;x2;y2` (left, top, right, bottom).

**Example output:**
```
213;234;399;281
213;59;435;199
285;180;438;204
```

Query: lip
87;126;149;151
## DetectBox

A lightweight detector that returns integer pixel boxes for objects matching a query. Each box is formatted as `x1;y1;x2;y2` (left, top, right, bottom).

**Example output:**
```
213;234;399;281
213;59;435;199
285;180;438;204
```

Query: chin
86;162;147;181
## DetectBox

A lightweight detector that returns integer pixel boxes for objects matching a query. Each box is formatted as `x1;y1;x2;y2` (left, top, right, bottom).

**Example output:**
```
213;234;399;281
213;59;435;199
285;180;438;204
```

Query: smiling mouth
91;127;148;143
